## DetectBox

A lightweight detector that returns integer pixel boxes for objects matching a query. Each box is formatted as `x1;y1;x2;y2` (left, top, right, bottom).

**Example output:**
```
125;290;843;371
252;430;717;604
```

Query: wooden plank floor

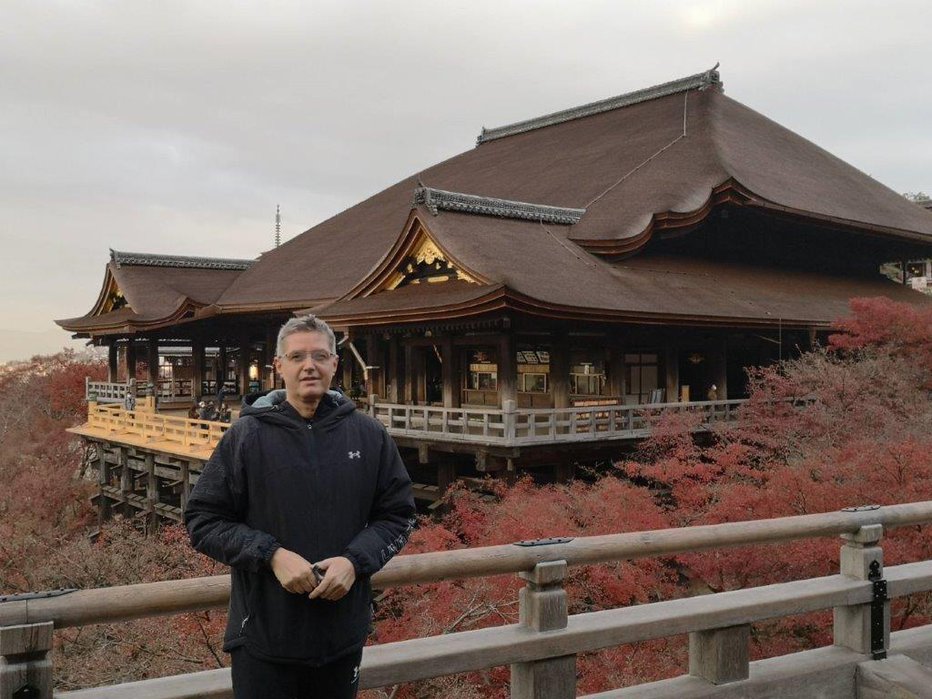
68;424;217;461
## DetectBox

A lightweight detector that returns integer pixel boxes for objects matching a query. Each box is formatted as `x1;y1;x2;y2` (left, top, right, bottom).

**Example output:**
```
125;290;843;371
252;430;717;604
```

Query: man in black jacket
185;315;416;698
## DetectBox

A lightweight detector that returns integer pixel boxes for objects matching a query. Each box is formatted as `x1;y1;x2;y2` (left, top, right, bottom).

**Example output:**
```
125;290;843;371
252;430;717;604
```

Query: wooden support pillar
145;453;158;532
441;336;459;408
97;446;111;527
118;447;132;518
689;624;750;684
551;332;570;409
107;340;118;382
179;460;191;511
665;342;679;403
834;524;887;656
192;339;205;400
553;462;575;483
387;336;400;403
376;336;389;400
403;343;414;404
511;561;575;698
238;336;251;397
342;343;354;394
607;346;625;398
125;340;137;383
807;327;818;351
715;337;728;400
437;461;456;493
265;325;278;391
217;345;228;396
0;621;53;699
147;338;159;388
498;330;517;408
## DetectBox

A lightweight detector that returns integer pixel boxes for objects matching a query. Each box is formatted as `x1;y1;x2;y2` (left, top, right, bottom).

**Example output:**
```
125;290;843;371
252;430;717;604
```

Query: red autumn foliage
5;296;932;695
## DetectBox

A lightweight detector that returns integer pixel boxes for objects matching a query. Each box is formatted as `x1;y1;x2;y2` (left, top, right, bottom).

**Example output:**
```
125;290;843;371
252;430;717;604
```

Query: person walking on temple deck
185;314;416;699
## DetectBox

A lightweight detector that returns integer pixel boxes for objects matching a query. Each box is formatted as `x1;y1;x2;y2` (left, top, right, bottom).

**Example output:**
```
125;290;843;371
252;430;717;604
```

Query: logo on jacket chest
348;450;362;459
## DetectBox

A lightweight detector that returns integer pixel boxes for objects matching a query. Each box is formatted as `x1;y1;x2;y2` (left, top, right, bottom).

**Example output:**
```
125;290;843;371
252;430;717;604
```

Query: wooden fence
86;402;228;449
369;397;747;446
4;502;932;697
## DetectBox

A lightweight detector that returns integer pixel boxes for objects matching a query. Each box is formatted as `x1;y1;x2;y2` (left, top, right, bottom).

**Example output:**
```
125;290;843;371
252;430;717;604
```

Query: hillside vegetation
2;297;931;695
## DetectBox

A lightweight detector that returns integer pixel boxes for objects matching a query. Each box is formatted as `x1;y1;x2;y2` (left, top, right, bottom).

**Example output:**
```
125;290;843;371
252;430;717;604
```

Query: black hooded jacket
184;389;416;664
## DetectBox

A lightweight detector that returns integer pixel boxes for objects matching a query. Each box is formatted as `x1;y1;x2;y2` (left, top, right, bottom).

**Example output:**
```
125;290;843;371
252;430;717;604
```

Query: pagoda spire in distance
274;205;281;248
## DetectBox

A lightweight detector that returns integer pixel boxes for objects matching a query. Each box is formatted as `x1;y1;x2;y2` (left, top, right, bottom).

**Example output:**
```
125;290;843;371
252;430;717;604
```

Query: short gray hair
276;314;337;356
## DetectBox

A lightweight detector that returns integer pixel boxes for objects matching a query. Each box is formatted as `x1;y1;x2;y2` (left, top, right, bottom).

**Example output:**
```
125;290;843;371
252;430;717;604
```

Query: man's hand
308;556;356;601
270;548;318;594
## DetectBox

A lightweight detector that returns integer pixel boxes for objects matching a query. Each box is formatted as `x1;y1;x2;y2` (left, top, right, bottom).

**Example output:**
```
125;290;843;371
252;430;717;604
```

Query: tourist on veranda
185;314;416;698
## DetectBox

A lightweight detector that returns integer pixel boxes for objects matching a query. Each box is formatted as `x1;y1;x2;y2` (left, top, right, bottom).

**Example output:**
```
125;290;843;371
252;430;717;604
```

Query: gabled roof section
191;66;932;315
477;65;721;144
344;209;488;299
57;250;251;336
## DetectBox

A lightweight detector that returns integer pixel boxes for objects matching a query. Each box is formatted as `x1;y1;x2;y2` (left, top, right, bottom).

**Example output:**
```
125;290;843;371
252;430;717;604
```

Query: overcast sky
1;0;929;361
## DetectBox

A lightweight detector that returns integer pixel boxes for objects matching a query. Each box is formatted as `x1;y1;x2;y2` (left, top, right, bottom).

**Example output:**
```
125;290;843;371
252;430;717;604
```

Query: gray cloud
1;0;929;361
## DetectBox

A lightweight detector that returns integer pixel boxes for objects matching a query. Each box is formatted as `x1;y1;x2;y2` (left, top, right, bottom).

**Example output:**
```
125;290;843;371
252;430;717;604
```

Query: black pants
231;647;362;699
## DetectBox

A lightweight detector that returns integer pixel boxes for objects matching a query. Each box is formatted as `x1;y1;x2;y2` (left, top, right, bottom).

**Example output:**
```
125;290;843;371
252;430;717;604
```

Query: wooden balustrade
6;503;932;698
84;402;229;452
369;398;748;446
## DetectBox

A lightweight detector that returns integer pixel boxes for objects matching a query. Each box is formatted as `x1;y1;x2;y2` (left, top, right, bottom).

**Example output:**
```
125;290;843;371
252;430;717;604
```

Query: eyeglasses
281;350;334;364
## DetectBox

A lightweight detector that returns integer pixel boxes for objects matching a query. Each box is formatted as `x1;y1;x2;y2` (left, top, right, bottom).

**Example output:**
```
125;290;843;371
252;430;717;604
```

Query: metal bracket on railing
868;559;887;660
513;537;574;547
0;588;77;604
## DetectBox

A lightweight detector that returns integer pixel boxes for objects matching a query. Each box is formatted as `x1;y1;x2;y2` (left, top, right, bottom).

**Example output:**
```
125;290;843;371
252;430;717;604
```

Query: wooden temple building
57;66;932;522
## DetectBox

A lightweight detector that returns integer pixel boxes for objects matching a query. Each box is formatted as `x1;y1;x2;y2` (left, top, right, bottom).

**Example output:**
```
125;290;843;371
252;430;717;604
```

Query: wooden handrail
51;560;932;697
5;502;932;630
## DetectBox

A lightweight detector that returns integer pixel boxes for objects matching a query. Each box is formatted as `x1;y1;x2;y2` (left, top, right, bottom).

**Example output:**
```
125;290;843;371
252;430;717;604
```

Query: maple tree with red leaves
4;296;932;695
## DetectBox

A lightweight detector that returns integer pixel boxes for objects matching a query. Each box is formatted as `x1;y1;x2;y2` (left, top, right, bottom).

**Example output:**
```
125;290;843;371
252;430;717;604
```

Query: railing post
369;394;378;418
503;400;516;445
0;621;53;699
511;560;574;699
833;523;888;656
688;624;750;684
145;453;158;532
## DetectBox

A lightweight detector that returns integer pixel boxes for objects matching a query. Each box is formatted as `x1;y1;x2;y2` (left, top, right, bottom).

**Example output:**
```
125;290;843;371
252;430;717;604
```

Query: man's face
274;330;339;406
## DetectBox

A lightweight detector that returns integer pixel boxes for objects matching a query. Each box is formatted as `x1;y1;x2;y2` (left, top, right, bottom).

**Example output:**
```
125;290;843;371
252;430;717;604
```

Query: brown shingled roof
57;251;251;334
313;210;931;328
213;69;932;314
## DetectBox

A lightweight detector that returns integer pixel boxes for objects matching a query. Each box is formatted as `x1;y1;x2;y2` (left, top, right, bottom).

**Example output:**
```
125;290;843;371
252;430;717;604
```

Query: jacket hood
240;388;356;429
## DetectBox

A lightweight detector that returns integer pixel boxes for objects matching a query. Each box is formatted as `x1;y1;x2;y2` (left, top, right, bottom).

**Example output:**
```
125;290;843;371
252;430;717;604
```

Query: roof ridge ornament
413;187;586;225
109;249;255;271
476;64;721;145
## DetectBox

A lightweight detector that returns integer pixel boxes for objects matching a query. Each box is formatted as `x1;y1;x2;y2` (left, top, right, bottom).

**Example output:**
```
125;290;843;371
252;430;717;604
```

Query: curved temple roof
215;67;932;318
60;68;932;335
57;251;254;334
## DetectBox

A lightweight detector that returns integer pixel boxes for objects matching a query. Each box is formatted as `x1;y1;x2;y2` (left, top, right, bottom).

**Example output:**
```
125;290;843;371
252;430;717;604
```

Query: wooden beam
689;625;750;684
0;621;53;699
498;330;516;407
107;340;118;383
551;331;570;409
441;336;457;408
858;654;932;698
147;338;159;387
125;341;137;382
191;339;204;401
512;561;575;698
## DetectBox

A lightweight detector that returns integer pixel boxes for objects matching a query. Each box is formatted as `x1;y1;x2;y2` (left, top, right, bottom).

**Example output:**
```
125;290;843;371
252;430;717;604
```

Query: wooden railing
5;503;932;697
370;398;747;446
86;401;228;450
85;379;144;404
